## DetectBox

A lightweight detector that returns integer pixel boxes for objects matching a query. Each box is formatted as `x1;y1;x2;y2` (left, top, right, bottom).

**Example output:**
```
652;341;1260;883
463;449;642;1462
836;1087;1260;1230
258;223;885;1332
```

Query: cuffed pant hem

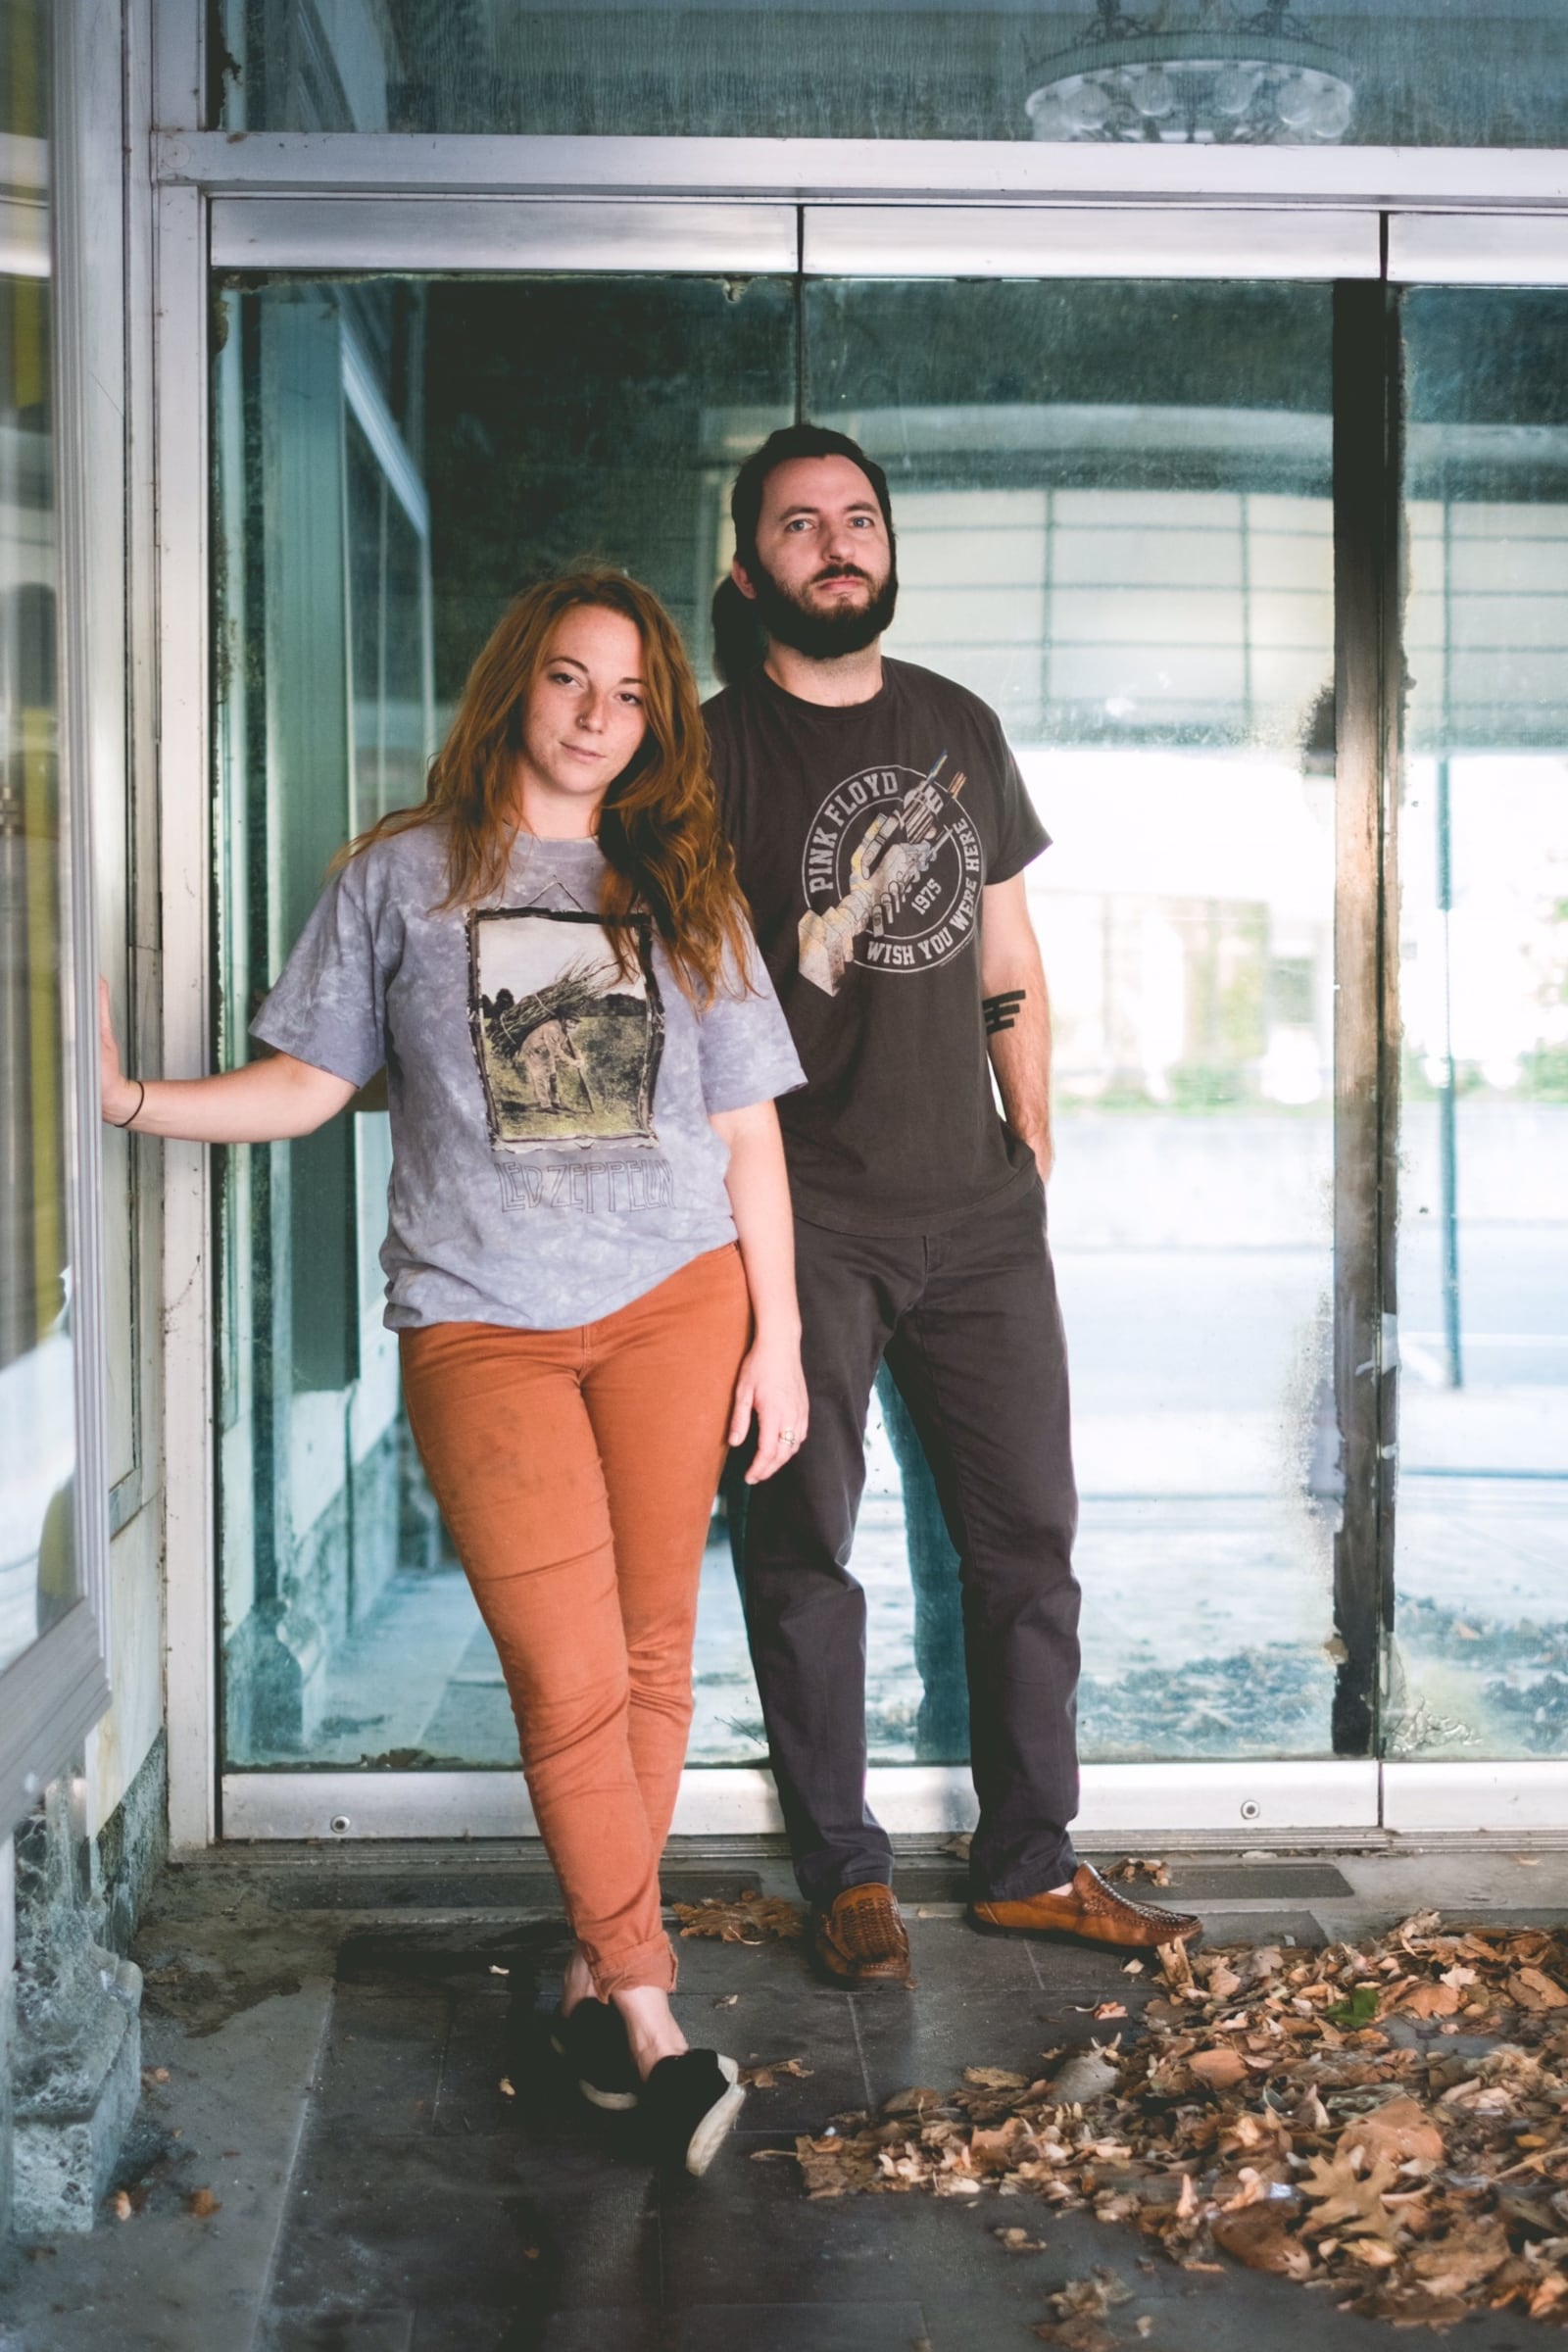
585;1931;679;1999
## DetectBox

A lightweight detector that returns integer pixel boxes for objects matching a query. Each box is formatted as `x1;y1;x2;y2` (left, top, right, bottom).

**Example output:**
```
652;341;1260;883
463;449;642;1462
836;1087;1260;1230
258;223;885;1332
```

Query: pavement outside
4;1840;1568;2352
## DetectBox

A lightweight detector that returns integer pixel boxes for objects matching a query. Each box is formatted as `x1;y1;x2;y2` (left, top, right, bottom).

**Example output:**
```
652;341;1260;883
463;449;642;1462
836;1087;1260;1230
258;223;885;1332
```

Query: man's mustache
810;565;873;587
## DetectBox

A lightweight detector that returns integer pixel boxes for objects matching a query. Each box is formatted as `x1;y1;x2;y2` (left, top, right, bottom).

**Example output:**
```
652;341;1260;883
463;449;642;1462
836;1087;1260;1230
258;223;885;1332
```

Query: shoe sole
548;2026;640;2112
967;1911;1204;1956
684;2056;745;2179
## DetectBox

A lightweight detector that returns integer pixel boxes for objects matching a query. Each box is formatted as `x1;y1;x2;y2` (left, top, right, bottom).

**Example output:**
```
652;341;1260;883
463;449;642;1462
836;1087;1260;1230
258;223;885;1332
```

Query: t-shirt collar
752;658;896;725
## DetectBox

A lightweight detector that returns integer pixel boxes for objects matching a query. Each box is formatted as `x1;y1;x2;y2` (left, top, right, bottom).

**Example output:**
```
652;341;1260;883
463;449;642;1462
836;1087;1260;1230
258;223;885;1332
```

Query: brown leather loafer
969;1862;1200;1952
811;1883;912;1985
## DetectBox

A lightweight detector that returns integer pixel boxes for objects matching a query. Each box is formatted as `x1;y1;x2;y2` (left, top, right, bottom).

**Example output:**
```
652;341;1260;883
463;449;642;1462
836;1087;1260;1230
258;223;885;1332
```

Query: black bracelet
112;1079;146;1130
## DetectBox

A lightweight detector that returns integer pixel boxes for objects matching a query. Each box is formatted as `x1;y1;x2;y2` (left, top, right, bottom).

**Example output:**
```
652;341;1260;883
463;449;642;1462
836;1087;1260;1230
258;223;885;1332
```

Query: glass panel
215;272;796;1769
808;278;1338;1760
220;2;1568;148
1391;289;1568;1762
0;0;81;1676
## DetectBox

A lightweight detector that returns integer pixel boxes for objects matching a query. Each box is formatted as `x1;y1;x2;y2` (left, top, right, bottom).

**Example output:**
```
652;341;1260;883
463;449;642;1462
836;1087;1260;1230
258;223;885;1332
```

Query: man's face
734;455;898;660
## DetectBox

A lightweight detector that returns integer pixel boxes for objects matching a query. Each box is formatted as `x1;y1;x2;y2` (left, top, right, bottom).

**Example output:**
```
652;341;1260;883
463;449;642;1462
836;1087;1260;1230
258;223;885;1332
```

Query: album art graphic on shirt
468;907;664;1147
798;752;983;996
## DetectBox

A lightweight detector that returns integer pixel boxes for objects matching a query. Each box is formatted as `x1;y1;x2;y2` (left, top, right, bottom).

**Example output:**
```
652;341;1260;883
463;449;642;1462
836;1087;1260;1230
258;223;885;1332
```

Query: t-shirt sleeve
695;928;808;1115
986;711;1051;886
250;858;387;1087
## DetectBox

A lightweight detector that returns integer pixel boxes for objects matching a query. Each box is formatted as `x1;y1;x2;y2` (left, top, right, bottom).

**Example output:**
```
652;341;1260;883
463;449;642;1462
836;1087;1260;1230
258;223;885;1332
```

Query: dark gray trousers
738;1170;1082;1906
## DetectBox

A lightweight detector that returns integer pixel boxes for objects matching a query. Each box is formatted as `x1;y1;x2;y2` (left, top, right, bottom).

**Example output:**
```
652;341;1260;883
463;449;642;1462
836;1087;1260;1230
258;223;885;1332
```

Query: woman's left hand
729;1328;809;1485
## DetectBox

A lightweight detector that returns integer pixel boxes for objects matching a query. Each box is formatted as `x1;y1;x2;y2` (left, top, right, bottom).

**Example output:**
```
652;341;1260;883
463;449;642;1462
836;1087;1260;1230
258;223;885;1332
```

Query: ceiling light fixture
1025;0;1355;145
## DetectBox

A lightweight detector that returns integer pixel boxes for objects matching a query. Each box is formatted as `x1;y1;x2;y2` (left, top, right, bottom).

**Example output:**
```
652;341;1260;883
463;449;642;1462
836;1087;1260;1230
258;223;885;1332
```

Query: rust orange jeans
399;1245;750;1996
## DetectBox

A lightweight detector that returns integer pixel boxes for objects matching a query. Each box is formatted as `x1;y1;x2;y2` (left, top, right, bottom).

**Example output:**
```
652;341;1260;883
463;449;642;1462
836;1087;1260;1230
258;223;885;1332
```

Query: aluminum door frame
145;12;1568;1847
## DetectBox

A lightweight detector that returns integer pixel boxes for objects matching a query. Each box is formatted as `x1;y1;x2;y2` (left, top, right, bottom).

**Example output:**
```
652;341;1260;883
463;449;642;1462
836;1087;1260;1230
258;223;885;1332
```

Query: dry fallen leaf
1402;1980;1461;2019
964;2067;1030;2091
1188;2047;1249;2091
1298;2151;1400;2242
1211;2203;1306;2275
741;2057;814;2089
1510;1965;1568;2011
1093;2002;1128;2021
1157;1940;1196;1994
111;2190;133;2222
1337;2095;1445;2168
670;1890;804;1943
498;2077;515;2099
1406;2219;1510;2298
186;2187;221;2220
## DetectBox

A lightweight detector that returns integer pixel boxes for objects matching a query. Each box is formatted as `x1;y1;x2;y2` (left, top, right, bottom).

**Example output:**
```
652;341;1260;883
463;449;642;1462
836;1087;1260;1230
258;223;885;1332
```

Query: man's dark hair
728;422;895;574
712;423;897;686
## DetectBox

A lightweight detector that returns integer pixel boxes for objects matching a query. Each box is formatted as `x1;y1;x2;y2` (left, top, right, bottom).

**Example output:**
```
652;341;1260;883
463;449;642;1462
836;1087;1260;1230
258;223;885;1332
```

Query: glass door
1387;286;1568;1797
212;230;1376;1838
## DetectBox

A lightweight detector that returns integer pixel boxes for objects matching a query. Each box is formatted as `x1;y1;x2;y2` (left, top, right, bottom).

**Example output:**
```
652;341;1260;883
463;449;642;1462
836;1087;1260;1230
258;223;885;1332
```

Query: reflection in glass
0;0;79;1679
1392;292;1568;1761
216;275;795;1770
219;0;1568;148
810;279;1339;1760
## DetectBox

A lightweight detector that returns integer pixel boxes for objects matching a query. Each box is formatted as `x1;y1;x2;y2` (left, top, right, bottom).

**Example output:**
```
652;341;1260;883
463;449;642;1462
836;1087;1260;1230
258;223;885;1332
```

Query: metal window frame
144;3;1568;1848
0;0;118;1838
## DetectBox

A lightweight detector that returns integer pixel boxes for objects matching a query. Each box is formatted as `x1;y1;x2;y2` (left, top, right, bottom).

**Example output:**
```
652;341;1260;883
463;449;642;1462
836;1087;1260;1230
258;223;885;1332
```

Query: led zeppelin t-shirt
704;658;1050;1236
251;823;805;1330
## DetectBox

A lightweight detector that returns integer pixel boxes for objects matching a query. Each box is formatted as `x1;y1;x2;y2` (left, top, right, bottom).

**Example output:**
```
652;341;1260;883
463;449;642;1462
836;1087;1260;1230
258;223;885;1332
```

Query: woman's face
514;605;649;836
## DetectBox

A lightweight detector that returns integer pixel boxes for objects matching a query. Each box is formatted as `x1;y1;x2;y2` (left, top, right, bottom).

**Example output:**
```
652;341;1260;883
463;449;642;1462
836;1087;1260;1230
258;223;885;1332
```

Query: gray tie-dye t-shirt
252;823;805;1331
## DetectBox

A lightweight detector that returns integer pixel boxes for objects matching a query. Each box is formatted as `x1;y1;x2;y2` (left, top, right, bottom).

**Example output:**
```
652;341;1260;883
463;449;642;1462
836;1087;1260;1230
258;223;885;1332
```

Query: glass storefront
0;0;80;1686
214;266;1348;1781
215;2;1568;150
1391;289;1568;1761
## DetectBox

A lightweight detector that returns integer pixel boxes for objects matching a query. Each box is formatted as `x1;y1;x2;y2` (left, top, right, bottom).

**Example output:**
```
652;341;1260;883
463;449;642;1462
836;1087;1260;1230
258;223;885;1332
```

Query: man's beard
745;551;899;661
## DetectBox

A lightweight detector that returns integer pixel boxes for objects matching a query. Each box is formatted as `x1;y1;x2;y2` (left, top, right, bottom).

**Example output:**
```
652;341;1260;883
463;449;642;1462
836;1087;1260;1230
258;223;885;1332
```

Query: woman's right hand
99;976;138;1126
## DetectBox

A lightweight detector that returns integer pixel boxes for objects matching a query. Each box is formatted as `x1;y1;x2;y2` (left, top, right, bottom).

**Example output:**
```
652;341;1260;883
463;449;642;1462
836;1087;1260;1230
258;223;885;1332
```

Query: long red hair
343;569;751;1001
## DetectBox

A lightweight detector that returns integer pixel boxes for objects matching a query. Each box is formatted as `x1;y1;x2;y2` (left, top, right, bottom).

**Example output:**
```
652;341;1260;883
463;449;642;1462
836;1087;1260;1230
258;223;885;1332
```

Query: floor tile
270;2123;661;2316
674;1978;866;2127
263;2312;416;2352
673;2303;929;2351
314;1982;452;2135
412;2304;663;2351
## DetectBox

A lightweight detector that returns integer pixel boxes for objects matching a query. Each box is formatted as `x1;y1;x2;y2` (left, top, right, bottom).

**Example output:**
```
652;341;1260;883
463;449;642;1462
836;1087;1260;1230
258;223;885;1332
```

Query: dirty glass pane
0;0;81;1682
214;273;795;1770
808;278;1338;1761
218;1;1568;148
1390;290;1568;1762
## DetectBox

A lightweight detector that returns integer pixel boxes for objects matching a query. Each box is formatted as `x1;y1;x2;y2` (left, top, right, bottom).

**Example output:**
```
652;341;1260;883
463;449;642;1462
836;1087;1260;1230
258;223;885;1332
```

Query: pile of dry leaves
786;1908;1568;2329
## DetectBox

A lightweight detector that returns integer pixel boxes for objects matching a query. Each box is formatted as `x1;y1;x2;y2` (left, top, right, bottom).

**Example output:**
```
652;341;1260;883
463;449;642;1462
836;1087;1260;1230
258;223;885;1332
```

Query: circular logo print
798;756;983;997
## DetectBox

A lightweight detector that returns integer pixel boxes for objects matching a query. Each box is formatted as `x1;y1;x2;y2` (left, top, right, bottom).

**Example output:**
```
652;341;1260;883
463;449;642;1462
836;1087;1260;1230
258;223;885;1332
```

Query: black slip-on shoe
549;1998;641;2111
643;2050;745;2177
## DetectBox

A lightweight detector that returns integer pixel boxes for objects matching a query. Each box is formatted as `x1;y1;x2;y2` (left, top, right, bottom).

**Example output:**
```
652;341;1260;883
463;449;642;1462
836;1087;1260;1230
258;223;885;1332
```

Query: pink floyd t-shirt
704;659;1049;1236
252;823;805;1330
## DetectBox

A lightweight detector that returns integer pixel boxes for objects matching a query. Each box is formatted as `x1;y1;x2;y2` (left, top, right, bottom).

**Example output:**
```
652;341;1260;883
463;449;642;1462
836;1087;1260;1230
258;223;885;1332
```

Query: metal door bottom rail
218;1762;1568;1846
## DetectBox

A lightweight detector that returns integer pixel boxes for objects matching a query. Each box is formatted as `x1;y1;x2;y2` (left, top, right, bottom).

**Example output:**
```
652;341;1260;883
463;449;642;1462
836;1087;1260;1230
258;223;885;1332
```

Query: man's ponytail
710;575;767;687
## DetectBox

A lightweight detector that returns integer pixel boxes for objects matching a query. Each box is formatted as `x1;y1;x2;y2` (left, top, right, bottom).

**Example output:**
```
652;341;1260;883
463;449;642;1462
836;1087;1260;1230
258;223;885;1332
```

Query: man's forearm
985;970;1054;1182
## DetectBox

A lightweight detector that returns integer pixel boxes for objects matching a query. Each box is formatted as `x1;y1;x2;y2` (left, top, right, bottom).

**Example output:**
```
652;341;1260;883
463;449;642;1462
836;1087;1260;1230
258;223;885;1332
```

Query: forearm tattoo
983;989;1026;1037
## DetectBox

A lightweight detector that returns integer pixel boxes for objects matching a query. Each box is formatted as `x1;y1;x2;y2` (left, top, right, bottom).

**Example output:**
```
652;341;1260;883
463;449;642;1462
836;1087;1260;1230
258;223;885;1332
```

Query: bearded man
704;422;1200;1984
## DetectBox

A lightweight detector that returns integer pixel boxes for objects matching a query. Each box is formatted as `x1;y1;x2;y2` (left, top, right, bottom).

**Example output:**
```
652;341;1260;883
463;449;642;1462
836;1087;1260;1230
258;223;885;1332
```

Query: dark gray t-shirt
252;823;805;1331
